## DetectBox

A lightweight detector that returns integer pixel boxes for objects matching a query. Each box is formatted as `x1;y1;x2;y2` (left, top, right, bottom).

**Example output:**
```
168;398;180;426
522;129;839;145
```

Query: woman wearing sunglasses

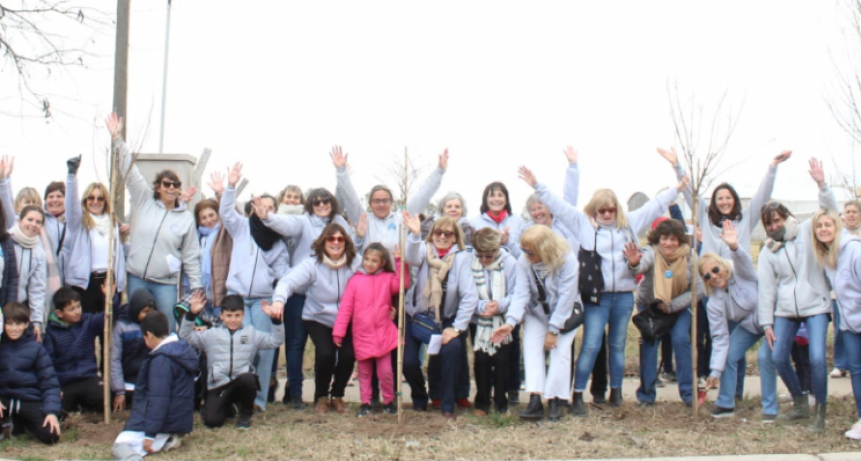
698;221;777;421
269;223;363;415
518;163;683;415
401;212;477;418
106;113;202;332
63;155;126;313
757;158;838;432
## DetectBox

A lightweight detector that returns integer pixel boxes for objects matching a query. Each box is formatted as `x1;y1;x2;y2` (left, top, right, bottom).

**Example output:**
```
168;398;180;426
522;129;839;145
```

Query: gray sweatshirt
825;231;861;334
470;251;518;324
13;242;46;326
261;212;353;271
505;251;580;334
632;246;705;313
272;257;362;328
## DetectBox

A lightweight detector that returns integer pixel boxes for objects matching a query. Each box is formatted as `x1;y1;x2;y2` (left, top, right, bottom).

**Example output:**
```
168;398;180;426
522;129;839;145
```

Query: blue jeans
574;292;634;391
127;274;179;332
284;294;308;399
403;317;463;413
840;328;861;418
833;300;848;370
239;296;274;411
715;326;778;416
637;306;693;404
772;315;829;403
723;321;747;399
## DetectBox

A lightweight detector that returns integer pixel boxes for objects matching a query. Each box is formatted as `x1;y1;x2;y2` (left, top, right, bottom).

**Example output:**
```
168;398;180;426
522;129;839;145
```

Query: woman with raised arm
63;155;126;313
491;225;579;422
401;211;477;418
518;164;683;414
333;145;447;254
699;221;777;421
106;113;203;332
757;158;838;433
269;223;365;415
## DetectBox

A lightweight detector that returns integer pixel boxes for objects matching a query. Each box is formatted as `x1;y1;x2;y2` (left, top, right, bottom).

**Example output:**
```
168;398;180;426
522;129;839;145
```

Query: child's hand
261;300;283;321
0;401;5;417
334;341;342;348
43;414;60;436
392;244;401;260
33;325;41;342
112;395;126;413
189;291;206;315
389;307;397;320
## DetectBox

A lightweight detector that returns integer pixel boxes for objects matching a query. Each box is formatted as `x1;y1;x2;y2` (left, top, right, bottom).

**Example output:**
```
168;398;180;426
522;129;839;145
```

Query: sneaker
347;371;358;387
637;401;654;408
291;399;306;411
655;376;665;388
830;368;848;378
508;391;520;406
163;434;182;451
431;399;442;409
356;404;372;418
661;371;677;383
844;419;861;440
236;416;252;429
697;377;707;392
762;414;777;424
710;406;735;418
383;402;397;415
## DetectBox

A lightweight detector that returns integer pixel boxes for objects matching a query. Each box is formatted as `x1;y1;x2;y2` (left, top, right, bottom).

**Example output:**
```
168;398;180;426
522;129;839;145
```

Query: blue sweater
43;312;105;386
0;331;61;416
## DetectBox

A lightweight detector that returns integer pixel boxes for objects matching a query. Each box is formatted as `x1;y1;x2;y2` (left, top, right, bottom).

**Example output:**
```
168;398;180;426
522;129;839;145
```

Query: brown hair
647;219;690;246
19;205;45;222
425;216;466;250
760;201;793;228
472;227;502;253
363;242;395;273
304;188;341;217
2;302;30;325
152;170;181;204
194;199;220;228
81;182;111;230
278;185;305;205
312;223;357;266
707;183;742;226
44;181;65;200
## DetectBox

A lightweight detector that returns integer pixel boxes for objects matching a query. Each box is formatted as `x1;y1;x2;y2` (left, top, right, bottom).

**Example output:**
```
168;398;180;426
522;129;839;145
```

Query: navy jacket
43;311;105;386
0;237;20;305
123;337;198;438
0;330;62;416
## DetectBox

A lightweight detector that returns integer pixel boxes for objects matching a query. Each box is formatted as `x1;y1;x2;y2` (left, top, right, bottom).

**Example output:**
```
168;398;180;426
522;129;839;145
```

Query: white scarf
472;253;511;354
278;204;304;216
91;213;111;236
9;224;40;249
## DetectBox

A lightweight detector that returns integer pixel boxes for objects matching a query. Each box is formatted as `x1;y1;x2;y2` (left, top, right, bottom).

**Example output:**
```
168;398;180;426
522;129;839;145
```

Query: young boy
112;311;198;461
43;288;105;413
179;292;284;429
0;302;61;444
111;289;156;412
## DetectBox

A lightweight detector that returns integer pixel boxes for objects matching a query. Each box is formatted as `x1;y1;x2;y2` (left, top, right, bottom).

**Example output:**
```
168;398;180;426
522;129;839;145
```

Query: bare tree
0;1;110;118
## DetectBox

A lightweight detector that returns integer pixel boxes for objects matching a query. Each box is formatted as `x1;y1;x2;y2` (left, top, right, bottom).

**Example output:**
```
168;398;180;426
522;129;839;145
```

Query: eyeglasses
160;180;182;189
313;198;332;207
702;266;721;281
433;229;455;238
327;236;345;244
520;247;536;258
475;251;499;261
371;198;392;205
86;196;106;203
597;207;617;216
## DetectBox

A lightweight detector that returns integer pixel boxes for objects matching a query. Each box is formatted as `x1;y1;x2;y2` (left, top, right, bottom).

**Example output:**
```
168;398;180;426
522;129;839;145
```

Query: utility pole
112;0;130;221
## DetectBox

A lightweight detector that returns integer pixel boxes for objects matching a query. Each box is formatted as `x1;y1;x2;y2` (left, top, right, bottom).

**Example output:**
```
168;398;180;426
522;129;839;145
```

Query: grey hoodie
261;212;354;270
704;247;760;379
505;251;580;334
116;139;202;289
825;231;861;334
272;257;362;328
470;250;518;324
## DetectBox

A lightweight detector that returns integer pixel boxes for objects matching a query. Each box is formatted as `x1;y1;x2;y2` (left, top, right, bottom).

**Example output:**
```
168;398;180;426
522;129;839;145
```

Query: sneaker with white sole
710;406;735;418
844;419;861;440
762;414;777;424
830;368;848;378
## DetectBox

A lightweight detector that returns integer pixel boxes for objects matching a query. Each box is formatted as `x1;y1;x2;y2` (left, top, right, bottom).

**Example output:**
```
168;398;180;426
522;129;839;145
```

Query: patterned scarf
422;245;455;322
472;253;510;354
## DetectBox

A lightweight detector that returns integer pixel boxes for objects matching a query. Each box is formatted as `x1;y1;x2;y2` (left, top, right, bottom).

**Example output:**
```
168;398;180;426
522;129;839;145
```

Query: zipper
610;230;616;293
228;329;236;379
783;244;800;317
247;247;259;299
141;211;169;279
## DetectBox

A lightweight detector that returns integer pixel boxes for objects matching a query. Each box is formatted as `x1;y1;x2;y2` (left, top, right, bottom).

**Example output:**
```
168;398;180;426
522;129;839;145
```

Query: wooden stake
102;142;121;424
397;148;409;423
690;183;700;419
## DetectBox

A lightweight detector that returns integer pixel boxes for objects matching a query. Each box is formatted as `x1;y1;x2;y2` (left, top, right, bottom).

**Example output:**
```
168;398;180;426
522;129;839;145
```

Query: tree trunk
690;193;699;419
103;141;122;424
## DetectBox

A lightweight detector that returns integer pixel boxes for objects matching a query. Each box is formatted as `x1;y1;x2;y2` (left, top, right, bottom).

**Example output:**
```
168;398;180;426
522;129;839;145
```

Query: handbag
533;268;584;334
409;270;449;344
578;227;604;305
633;300;679;343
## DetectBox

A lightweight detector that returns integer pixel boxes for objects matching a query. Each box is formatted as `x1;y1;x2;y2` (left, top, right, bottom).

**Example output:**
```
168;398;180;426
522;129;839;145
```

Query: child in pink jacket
333;243;408;417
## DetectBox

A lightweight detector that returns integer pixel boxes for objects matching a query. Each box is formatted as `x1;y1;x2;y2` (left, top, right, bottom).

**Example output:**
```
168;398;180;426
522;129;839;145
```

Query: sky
1;0;858;217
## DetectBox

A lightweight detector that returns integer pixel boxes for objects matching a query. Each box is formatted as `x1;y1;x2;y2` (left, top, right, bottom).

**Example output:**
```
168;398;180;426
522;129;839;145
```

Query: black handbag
579;226;637;305
533;268;583;334
633;300;679;343
409;270;449;344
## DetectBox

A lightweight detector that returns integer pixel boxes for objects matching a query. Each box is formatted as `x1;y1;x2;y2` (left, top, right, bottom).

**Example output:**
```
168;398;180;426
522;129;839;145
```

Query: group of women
5;112;861;440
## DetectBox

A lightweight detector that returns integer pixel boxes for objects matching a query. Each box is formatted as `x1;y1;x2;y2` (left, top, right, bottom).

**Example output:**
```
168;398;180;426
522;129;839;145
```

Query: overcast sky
1;0;858;216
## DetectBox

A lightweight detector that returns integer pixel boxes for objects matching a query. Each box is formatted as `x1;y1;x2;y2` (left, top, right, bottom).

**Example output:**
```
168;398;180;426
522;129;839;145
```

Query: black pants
696;301;712;379
304;320;355;400
204;373;258;427
791;342;812;394
0;398;59;445
61;377;104;413
508;324;522;392
73;272;108;314
473;344;511;413
660;334;674;374
590;332;609;395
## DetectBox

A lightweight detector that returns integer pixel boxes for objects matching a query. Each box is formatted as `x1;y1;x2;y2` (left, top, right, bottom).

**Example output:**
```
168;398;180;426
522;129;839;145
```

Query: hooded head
129;289;156;324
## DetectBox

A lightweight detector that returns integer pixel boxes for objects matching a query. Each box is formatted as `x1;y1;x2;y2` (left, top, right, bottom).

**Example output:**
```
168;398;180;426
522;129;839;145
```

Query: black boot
609;388;623;407
519;394;544;421
571;392;587;417
548;398;563;422
592;393;607;404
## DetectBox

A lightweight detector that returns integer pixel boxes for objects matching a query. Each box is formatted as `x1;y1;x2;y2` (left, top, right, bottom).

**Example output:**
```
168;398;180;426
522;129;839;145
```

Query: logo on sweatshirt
240;335;249;344
170;224;182;235
842;269;852;280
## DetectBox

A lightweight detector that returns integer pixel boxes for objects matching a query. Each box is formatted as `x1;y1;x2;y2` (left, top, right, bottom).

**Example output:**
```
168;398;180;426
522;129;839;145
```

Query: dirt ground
4;396;860;461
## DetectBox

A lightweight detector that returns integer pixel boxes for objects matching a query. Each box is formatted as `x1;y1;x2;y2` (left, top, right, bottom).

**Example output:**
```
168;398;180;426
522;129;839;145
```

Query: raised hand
355;213;368;239
0;155;14;179
500;227;510;246
105;113;123;140
67;154;82;175
261;300;283;321
227;162;243;188
250;196;271;220
208;171;225;195
657;147;678;166
330;145;348;169
719;220;739;251
491;323;514;344
563;146;578;164
623;241;642;267
808;158;825;187
392;244;401;260
402;210;420;235
438;149;449;170
677;175;691;192
189;290;206;315
180;186;197;204
518;166;537;188
771;150;792;168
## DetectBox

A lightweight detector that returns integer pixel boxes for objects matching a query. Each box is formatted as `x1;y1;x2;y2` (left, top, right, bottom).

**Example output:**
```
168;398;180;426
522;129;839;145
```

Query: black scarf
249;214;280;251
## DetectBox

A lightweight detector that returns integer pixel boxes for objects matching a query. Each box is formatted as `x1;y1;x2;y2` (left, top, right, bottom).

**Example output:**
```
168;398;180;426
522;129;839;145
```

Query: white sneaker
845;419;861;440
163;434;182;451
830;368;848;378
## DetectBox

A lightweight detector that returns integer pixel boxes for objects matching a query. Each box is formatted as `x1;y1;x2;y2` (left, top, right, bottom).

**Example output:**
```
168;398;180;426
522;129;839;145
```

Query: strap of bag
532;268;551;317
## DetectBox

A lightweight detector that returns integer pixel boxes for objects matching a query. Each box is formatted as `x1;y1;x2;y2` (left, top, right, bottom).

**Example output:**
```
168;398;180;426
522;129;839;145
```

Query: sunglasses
520;247;536;258
371;198;392;205
327;236;345;244
433;229;455;238
313;198;332;207
86;196;106;203
161;180;182;189
702;265;721;281
597;207;617;216
475;251;499;261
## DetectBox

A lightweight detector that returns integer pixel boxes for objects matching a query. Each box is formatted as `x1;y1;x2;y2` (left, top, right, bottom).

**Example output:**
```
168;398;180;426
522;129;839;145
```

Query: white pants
112;431;175;459
522;311;577;400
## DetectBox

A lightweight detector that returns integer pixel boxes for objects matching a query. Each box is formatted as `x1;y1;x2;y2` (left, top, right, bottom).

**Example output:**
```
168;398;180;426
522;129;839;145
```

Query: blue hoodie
0;330;61;416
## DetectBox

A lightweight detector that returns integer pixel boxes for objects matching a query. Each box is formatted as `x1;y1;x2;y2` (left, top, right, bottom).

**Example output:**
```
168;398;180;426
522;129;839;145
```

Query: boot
548;398;563;422
777;395;810;422
609;388;623;407
518;394;544;421
315;397;330;415
808;402;827;433
331;397;348;414
571;392;588;417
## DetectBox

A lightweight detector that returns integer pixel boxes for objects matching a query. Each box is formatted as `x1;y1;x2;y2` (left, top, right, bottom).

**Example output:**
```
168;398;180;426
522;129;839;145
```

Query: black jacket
0;330;61;416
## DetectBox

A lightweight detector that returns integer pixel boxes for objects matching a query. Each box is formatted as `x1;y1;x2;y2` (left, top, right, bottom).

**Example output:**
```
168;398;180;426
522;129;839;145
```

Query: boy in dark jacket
43;288;105;413
179;292;284;429
111;289;156;412
112;311;197;460
0;302;61;444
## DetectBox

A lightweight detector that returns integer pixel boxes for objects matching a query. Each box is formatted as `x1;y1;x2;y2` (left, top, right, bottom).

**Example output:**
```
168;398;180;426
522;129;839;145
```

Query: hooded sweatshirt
110;289;155;395
505;251;580;334
12;239;46;327
522;163;581;250
0;329;61;416
115;138;202;289
220;186;289;299
825;231;861;334
261;212;353;273
757;185;839;329
272;256;363;328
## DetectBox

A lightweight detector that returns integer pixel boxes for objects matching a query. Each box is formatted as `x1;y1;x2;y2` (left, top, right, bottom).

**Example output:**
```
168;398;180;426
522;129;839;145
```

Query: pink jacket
333;261;409;361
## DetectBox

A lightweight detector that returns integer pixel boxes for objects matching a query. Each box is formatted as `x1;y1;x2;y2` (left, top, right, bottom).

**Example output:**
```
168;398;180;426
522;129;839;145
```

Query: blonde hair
14;187;42;213
519;225;570;272
584;189;628;229
81;183;111;230
812;208;842;269
425;216;466;250
472;227;501;253
697;252;733;296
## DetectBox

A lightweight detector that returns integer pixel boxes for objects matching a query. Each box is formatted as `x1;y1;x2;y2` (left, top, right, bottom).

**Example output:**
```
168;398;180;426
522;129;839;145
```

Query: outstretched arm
407;149;447;215
331;145;365;224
